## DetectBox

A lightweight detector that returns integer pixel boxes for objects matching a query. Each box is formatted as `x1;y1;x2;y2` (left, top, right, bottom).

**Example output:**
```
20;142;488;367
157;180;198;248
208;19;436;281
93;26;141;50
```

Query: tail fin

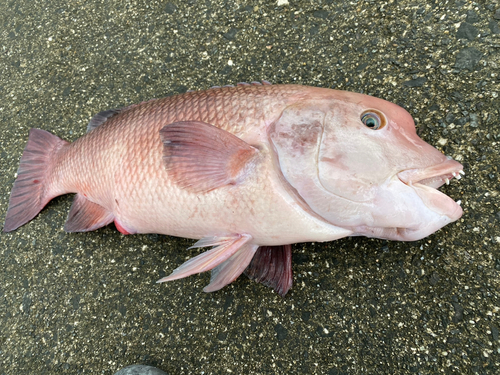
3;129;68;232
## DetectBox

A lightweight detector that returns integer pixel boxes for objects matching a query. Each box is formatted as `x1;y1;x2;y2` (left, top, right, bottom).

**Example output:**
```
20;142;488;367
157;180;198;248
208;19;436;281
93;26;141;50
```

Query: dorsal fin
210;81;273;90
87;108;122;133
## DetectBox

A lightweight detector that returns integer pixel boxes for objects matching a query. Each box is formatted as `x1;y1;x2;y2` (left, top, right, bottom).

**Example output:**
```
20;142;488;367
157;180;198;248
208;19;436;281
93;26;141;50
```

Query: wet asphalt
0;0;499;374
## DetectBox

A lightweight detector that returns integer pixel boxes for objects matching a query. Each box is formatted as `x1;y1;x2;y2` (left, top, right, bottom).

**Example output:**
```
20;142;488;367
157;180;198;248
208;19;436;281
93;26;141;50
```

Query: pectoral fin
160;121;258;193
157;234;253;283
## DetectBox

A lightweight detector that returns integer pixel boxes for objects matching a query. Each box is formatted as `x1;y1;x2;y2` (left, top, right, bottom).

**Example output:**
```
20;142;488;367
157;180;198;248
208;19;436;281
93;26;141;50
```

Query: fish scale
52;85;299;237
3;84;463;296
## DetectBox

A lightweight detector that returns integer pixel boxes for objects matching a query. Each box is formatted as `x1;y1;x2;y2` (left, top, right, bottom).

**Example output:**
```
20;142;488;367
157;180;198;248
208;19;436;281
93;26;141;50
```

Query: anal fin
157;234;253;283
244;244;293;297
64;193;114;232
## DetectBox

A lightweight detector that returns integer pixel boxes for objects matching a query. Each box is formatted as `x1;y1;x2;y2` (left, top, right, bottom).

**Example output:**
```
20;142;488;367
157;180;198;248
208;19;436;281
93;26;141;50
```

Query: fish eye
361;110;386;130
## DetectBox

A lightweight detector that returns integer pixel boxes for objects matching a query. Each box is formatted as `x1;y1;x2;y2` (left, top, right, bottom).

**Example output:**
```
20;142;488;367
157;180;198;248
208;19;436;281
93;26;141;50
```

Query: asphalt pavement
0;1;499;374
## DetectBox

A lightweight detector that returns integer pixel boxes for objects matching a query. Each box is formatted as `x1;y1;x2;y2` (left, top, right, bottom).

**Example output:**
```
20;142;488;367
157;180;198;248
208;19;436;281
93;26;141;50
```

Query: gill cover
269;101;363;227
269;94;462;242
269;98;429;231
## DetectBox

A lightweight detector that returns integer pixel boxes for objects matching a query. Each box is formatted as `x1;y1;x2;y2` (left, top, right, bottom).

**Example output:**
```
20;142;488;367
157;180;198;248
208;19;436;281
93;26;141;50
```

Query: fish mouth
397;158;464;220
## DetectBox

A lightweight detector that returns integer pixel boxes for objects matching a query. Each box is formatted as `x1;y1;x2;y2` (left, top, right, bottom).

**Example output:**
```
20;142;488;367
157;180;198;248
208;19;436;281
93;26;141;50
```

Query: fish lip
397;158;464;221
397;158;464;188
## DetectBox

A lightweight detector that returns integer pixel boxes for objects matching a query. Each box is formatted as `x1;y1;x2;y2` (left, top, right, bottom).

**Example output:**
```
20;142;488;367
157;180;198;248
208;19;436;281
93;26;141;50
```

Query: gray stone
454;47;482;70
164;3;176;14
452;302;464;323
489;19;500;34
491;325;499;341
429;271;440;286
403;77;427;87
466;10;479;23
223;28;239;41
456;22;479;40
313;10;329;19
469;113;479;127
114;365;168;375
275;323;288;341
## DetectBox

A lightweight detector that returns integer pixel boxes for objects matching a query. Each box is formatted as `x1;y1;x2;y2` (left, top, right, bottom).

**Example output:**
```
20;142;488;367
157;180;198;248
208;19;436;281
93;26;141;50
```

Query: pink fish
3;83;463;296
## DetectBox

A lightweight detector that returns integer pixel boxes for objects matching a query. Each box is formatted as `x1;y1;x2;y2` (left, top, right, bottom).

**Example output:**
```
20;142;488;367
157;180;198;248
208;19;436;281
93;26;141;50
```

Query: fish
3;82;464;296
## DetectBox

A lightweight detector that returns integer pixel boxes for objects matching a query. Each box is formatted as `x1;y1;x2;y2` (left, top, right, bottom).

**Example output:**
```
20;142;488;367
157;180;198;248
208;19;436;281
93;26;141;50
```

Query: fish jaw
348;167;464;242
397;158;463;222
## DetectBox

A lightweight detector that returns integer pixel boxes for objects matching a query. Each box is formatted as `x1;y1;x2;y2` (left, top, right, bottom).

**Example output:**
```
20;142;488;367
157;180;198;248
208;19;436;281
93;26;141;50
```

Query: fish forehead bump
318;89;437;165
324;89;415;131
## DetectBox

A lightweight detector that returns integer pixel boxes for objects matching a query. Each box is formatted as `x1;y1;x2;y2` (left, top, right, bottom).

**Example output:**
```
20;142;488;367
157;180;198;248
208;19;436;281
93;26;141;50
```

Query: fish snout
397;158;464;188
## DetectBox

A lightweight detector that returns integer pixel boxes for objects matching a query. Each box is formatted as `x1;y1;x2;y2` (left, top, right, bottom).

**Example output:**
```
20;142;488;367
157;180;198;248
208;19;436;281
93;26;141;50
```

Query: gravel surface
0;1;499;374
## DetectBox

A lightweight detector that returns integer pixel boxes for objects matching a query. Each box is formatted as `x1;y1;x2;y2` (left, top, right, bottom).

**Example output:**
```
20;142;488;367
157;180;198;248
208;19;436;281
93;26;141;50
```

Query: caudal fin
3;129;68;232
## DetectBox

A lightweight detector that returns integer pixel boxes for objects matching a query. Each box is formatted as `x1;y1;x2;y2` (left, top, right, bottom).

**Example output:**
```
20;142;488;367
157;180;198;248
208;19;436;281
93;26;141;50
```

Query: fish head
270;89;463;241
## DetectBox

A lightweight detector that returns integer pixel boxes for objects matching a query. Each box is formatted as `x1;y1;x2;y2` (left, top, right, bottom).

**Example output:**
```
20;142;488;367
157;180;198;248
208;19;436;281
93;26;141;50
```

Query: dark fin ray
64;193;114;232
87;108;122;133
3;129;68;232
160;121;258;193
87;100;158;133
237;80;272;86
244;244;293;297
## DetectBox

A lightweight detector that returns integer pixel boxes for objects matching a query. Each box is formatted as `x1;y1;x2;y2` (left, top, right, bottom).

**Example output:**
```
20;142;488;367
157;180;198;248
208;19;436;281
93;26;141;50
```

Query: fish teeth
452;172;457;177
459;170;465;175
445;178;450;185
456;200;462;206
456;174;461;180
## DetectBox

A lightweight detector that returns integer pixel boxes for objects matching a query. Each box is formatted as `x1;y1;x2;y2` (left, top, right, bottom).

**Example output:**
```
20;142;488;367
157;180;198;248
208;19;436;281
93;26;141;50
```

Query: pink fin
86;101;155;133
160;121;258;193
64;193;114;232
204;243;259;293
188;236;233;249
86;108;122;133
237;80;272;86
3;129;68;232
157;234;252;283
244;245;293;297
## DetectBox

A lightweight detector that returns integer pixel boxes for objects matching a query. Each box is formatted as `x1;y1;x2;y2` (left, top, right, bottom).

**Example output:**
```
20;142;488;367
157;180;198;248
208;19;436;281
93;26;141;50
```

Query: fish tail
3;128;69;232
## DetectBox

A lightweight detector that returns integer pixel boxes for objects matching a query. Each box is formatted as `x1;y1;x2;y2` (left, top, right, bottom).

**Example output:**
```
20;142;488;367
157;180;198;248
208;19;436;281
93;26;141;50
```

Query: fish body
3;84;463;295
